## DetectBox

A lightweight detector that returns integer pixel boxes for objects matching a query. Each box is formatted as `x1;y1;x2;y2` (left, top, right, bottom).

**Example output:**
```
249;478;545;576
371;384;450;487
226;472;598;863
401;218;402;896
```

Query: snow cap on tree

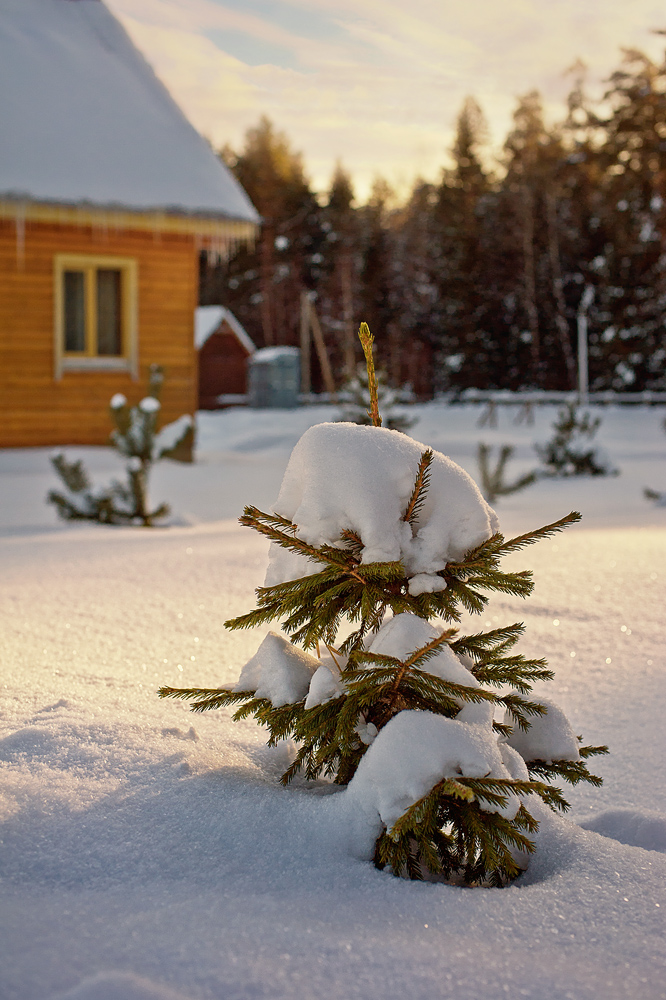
265;422;499;596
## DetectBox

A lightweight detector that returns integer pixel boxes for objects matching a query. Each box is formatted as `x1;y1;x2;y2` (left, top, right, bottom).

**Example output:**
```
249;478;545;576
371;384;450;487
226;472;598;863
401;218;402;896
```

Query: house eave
0;196;257;243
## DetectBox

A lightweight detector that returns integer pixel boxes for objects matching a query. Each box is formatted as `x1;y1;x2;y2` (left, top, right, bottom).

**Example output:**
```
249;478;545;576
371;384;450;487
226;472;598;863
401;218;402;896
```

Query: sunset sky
107;0;666;201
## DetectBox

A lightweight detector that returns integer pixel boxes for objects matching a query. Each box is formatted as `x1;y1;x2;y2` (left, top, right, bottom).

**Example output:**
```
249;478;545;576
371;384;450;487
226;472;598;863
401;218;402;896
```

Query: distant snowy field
1;402;665;1000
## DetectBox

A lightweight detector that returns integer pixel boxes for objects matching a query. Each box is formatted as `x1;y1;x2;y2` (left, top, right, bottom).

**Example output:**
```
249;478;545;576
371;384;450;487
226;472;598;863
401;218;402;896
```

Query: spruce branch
403;449;433;526
491;511;582;556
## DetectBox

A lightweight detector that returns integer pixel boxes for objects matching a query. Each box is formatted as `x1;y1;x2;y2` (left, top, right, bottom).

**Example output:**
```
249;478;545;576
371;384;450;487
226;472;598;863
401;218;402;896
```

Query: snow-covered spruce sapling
160;324;607;886
644;415;666;505
48;365;194;527
477;444;537;504
644;487;666;507
535;402;617;478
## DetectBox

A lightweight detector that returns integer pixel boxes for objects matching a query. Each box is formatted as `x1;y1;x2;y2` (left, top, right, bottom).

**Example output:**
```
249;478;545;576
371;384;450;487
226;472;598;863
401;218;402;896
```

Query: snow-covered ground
1;402;665;1000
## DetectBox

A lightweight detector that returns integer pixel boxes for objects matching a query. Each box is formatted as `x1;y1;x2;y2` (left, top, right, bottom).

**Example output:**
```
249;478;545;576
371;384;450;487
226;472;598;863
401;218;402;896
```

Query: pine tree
48;365;194;526
160;325;607;886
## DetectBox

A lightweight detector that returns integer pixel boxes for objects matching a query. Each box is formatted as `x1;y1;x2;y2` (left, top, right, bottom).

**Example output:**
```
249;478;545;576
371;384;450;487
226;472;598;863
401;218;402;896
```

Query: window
54;255;138;378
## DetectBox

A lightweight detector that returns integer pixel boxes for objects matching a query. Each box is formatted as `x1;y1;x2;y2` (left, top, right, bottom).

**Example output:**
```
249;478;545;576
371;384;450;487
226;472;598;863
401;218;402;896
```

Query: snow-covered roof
194;306;256;353
251;346;301;363
0;0;259;223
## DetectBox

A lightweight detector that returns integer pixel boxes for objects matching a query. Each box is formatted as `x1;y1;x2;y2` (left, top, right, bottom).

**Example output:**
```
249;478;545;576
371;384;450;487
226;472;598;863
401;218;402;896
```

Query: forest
200;46;666;398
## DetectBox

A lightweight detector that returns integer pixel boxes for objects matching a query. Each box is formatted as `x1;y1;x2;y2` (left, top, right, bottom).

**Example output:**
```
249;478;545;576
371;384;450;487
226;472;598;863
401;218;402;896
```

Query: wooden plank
0;220;198;446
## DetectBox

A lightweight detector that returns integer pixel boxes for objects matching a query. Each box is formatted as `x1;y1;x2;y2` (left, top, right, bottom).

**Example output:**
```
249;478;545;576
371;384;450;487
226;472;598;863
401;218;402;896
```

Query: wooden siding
198;324;251;408
0;218;198;447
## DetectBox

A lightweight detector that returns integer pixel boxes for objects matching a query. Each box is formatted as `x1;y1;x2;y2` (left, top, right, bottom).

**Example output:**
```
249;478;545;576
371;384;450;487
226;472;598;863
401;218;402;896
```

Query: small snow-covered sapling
643;415;666;505
338;363;416;432
160;325;607;887
48;365;194;527
535;402;617;478
476;443;537;503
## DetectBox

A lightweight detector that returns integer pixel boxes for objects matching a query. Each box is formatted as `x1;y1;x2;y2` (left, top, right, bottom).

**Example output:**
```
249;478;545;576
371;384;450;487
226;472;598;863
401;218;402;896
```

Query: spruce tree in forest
203;117;326;351
591;48;666;392
319;163;360;379
430;97;494;391
160;324;606;887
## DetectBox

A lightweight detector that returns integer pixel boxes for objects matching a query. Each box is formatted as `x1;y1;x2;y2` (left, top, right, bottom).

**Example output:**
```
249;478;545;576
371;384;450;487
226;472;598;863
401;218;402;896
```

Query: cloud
107;0;666;200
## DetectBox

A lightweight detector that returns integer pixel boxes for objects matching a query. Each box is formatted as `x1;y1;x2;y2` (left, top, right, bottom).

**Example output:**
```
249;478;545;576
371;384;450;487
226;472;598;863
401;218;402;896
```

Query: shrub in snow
644;487;666;506
644;417;666;505
337;362;416;432
535;402;617;478
160;324;607;886
48;365;194;527
476;443;537;503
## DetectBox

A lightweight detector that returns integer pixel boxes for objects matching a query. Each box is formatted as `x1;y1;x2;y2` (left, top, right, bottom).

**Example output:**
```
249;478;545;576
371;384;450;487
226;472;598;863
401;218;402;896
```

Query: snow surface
252;346;302;363
0;0;258;221
1;401;666;1000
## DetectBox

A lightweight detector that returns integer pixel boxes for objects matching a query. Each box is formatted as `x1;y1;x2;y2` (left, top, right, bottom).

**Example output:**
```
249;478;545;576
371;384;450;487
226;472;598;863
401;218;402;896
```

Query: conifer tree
535;402;618;477
477;444;537;503
160;324;607;886
48;365;194;526
338;362;416;432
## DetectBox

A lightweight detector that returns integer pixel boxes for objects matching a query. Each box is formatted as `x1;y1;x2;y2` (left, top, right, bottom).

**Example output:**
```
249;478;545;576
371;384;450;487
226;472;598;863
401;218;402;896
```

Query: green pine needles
159;326;607;888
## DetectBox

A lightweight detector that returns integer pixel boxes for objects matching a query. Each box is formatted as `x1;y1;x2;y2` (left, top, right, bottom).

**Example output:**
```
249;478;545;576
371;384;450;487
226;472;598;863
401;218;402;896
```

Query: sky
107;0;666;201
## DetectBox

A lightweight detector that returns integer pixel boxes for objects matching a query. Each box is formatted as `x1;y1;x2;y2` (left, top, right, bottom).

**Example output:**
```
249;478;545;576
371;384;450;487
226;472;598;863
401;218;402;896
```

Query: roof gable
0;0;258;222
195;306;256;353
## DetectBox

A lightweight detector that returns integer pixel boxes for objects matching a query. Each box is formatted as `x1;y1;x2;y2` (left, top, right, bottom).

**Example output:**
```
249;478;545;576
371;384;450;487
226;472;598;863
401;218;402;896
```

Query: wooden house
0;0;258;448
195;306;256;409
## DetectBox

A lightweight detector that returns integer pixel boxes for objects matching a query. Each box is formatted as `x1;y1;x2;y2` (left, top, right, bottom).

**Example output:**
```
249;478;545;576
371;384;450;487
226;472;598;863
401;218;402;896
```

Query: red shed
196;306;256;409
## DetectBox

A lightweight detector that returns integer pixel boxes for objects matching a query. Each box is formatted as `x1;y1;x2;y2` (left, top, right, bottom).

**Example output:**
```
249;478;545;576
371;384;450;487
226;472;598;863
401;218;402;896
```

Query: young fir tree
160;325;607;886
48;365;194;527
535;402;617;477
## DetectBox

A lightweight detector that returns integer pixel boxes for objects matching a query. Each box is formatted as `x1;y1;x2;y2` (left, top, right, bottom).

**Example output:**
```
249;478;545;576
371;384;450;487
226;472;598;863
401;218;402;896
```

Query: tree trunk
546;191;577;389
340;249;356;377
260;225;274;346
521;186;540;381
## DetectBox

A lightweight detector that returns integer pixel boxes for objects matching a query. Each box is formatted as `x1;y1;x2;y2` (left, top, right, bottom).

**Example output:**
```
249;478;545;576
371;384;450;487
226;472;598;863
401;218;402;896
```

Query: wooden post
300;291;311;395
308;298;336;397
546;191;577;390
577;285;594;406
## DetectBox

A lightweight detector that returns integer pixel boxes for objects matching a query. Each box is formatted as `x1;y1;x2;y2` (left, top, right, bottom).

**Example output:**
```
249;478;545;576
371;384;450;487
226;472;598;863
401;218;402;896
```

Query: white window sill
60;357;133;373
